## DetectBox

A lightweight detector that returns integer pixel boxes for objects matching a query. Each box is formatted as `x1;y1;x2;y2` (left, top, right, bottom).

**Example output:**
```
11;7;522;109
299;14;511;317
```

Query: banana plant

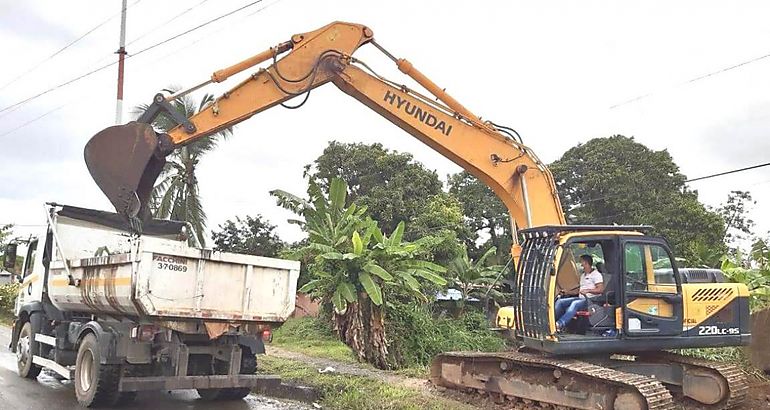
447;246;507;310
273;177;447;311
272;177;448;369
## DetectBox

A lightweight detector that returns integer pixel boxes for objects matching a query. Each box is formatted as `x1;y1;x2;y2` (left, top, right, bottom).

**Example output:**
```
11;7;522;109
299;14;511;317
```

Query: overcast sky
1;0;768;246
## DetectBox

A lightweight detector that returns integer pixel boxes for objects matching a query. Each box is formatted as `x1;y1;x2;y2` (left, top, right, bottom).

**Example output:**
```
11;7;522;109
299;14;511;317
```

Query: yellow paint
627;297;674;318
615;307;623;329
682;283;744;328
50;277;132;287
496;306;516;329
558;231;643;244
22;274;39;285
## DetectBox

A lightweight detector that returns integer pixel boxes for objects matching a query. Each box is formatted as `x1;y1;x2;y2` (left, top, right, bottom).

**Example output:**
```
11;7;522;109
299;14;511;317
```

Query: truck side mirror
3;243;17;270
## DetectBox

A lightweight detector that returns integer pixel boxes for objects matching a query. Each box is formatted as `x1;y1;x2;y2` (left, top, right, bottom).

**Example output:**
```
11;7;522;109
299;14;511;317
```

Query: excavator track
637;352;748;409
431;350;676;410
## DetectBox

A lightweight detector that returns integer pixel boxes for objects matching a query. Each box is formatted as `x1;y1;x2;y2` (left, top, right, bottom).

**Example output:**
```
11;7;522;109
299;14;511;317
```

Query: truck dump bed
46;205;299;323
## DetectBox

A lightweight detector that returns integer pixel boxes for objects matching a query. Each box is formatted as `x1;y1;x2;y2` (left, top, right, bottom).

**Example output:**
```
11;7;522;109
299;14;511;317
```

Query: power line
0;0;265;118
685;161;770;183
0;0;280;139
610;50;770;109
0;0;144;93
0;103;69;138
126;0;212;47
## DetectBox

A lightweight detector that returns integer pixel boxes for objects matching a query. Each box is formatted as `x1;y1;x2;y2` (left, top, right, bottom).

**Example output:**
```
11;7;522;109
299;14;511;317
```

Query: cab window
23;240;38;278
623;242;676;293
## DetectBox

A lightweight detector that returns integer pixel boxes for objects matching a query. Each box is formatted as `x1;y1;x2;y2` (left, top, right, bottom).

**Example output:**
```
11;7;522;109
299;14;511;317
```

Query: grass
259;355;472;410
272;317;358;364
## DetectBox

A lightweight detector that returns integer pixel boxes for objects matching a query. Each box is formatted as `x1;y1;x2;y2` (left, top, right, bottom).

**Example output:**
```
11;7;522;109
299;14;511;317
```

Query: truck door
621;239;683;337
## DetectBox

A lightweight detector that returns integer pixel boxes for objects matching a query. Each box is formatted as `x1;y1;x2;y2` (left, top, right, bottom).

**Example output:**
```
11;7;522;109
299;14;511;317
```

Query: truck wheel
74;333;121;407
197;347;256;401
16;321;42;379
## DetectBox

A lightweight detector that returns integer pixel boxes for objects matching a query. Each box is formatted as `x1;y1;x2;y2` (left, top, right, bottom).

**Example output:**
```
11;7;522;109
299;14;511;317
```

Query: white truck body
47;212;299;323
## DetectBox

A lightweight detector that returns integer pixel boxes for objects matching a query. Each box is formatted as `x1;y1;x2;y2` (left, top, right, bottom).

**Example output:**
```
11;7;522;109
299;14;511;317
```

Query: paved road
0;326;307;410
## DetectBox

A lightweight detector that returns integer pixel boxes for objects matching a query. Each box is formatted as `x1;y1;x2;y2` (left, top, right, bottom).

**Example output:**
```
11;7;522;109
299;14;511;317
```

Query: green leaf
414;268;448;285
352;231;363;255
342;253;359;260
364;263;393;281
299;279;320;293
477;246;497;267
329;178;347;210
371;224;384;244
319;252;344;260
396;271;421;292
390;221;405;246
338;281;357;303
332;288;348;313
406;260;447;273
359;272;383;305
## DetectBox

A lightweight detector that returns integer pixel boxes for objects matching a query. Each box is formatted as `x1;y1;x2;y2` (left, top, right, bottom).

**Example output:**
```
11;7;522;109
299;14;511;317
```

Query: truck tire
197;347;257;401
74;333;121;407
16;321;42;379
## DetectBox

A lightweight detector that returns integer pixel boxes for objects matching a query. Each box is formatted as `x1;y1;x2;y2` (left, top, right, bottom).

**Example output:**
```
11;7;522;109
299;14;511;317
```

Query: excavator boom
84;21;565;241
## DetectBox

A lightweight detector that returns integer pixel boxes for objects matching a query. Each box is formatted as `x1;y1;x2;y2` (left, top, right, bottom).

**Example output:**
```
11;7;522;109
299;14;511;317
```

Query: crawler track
639;352;748;409
431;350;676;410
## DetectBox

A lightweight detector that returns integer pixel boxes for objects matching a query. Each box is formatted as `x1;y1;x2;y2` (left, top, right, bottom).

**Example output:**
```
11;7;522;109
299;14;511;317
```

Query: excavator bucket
84;122;166;219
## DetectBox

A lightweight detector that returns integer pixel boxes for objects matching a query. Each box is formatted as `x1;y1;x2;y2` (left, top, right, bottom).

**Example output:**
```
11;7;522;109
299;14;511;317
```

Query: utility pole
115;0;128;124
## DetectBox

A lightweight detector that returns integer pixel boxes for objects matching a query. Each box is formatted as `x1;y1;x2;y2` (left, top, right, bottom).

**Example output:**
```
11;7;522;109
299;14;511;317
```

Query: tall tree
133;88;232;246
550;135;726;264
305;142;442;234
718;190;756;249
408;193;470;266
211;215;284;257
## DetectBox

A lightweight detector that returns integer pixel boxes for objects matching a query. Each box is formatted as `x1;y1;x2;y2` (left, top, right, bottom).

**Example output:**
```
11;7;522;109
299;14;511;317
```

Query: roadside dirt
266;346;437;393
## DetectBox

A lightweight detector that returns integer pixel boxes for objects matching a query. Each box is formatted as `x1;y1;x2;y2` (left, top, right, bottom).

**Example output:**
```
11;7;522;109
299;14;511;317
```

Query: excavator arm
85;21;565;256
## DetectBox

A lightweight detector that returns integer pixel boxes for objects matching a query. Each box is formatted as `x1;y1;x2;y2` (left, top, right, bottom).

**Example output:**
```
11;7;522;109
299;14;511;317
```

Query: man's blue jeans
555;296;587;328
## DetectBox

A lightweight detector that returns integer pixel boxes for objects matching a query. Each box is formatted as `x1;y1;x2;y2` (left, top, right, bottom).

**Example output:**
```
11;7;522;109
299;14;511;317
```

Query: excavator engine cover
84;122;166;219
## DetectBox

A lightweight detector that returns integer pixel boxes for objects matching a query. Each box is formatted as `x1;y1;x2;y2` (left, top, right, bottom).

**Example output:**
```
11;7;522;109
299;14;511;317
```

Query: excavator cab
505;225;750;354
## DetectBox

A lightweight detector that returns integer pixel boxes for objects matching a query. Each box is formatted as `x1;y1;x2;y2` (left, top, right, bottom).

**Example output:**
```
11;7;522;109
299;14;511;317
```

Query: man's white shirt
579;269;603;298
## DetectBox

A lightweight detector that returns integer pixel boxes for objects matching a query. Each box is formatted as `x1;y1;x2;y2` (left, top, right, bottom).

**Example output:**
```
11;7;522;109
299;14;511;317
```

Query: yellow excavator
83;22;751;409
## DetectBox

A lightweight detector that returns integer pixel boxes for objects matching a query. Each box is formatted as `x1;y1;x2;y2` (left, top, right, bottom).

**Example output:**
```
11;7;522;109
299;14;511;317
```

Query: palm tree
133;87;232;246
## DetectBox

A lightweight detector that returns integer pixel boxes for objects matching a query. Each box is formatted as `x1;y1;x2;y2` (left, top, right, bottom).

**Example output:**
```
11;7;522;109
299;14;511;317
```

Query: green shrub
0;283;19;318
386;300;506;368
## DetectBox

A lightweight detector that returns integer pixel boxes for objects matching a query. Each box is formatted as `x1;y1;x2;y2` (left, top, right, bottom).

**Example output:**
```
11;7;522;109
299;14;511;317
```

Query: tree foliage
718;190;756;250
133;88;233;247
304;142;442;235
448;171;511;260
722;237;770;311
550;135;726;265
271;178;446;369
211;215;284;257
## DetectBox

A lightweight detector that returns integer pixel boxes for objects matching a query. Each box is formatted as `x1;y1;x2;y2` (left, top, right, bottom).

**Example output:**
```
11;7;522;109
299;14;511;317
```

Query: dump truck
4;203;299;407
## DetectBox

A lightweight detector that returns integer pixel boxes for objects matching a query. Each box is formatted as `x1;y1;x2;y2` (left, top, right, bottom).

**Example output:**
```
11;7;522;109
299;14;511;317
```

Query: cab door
621;239;683;337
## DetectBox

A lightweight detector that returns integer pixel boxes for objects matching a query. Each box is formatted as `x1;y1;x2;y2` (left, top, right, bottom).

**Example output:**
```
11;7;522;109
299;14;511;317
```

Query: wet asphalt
0;326;309;410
